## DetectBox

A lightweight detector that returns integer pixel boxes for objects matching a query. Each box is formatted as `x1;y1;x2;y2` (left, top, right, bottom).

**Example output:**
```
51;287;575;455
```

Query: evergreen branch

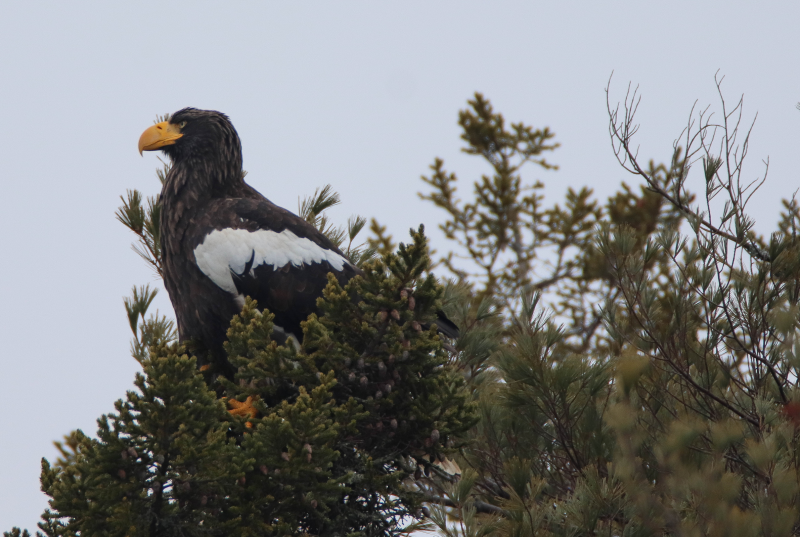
421;494;505;516
606;75;769;262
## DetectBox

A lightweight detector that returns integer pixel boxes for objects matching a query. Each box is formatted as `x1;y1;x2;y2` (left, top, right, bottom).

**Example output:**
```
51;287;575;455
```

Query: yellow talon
227;395;259;421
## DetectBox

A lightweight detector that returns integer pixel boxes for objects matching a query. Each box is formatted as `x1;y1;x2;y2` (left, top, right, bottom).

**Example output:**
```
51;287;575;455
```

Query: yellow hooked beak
138;121;183;155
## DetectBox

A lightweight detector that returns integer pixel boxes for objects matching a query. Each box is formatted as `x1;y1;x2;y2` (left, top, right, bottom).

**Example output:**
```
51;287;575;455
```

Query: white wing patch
193;228;348;295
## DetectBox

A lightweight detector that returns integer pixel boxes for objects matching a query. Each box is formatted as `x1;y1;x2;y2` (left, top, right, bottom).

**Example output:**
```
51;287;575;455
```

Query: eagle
138;108;456;375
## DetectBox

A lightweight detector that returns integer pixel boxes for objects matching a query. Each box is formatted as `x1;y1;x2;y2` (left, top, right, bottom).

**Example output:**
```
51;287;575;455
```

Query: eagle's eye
179;121;187;128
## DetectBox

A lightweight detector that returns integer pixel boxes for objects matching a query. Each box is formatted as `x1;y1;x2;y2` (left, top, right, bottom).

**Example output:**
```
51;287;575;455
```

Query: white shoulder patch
193;228;349;295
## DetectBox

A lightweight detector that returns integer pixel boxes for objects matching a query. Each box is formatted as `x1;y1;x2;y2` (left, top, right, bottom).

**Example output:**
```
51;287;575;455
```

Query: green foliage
299;184;376;267
124;284;177;363
3;528;34;537
419;93;561;312
116;179;165;277
215;226;477;535
38;347;246;536
368;219;397;260
15;183;474;535
417;93;688;357
34;323;388;536
406;89;800;536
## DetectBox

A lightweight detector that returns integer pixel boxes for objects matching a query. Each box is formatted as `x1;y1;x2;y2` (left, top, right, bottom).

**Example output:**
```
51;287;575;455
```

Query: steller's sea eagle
138;108;457;375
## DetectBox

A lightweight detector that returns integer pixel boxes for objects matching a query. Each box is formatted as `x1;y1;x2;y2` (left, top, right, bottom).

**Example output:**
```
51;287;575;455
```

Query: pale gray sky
1;1;798;531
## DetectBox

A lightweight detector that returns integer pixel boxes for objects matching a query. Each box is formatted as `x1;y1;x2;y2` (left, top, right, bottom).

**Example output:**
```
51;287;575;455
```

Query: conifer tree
406;83;800;536
7;165;474;536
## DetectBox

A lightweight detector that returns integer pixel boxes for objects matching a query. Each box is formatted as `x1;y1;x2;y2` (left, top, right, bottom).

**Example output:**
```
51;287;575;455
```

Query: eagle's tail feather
433;311;460;339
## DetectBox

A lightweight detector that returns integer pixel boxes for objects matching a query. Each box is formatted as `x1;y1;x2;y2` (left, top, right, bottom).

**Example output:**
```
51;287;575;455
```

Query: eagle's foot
227;395;259;428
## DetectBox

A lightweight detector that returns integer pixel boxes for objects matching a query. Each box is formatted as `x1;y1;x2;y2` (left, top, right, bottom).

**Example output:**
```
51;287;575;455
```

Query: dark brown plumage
139;108;456;375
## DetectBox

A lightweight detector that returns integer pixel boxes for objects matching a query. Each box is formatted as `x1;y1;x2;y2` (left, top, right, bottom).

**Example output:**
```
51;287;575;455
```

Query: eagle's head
138;108;241;166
